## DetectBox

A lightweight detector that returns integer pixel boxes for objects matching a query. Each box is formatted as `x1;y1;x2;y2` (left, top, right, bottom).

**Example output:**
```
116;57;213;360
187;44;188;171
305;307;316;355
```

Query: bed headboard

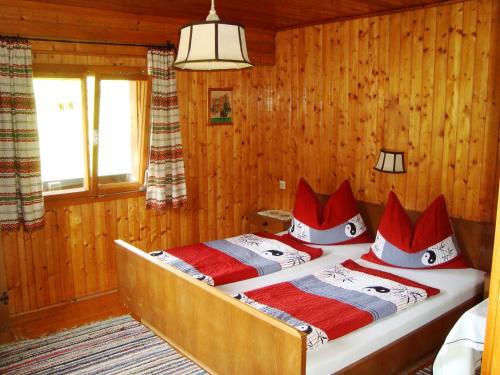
316;195;495;272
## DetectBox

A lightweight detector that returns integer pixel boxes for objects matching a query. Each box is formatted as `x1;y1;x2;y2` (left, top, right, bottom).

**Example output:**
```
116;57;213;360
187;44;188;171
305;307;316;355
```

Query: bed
115;201;493;374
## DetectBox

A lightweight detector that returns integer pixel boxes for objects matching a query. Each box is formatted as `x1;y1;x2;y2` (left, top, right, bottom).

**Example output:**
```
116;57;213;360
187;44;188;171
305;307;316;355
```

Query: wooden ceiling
0;0;457;65
29;0;452;31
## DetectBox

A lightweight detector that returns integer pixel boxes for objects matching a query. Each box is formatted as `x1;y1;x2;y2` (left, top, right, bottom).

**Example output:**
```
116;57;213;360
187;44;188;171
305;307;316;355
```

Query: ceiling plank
23;0;457;30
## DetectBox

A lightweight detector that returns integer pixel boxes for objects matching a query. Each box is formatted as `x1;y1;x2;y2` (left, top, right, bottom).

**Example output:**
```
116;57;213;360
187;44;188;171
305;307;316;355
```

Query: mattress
216;243;484;375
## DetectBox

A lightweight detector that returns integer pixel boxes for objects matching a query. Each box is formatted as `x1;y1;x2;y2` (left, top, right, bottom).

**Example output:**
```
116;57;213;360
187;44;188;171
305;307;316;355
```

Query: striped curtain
146;49;187;209
0;39;44;231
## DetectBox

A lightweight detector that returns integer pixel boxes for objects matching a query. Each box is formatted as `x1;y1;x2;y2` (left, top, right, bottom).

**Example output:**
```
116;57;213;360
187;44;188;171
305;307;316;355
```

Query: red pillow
362;192;467;269
288;179;372;245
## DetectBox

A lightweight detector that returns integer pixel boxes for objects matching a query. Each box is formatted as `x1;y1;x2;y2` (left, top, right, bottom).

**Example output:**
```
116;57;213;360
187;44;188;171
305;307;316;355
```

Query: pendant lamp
173;0;253;70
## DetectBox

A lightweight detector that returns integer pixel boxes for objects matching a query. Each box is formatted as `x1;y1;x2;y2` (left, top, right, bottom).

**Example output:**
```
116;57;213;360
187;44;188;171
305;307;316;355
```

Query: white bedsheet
216;244;484;375
307;259;484;374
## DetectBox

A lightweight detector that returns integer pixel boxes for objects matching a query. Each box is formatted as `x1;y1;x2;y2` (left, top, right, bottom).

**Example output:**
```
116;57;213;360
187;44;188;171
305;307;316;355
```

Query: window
34;77;88;192
33;71;150;199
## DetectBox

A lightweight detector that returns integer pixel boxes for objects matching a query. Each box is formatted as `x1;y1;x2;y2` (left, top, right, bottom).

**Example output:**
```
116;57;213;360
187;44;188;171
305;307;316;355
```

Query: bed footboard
115;240;306;375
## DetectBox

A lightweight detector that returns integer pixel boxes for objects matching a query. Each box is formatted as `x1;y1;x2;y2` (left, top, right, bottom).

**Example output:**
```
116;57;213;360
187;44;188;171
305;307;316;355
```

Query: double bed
115;200;493;374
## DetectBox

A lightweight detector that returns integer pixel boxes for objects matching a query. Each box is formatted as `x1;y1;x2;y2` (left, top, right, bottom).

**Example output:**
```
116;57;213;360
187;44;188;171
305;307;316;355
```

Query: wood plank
44;209;62;305
375;15;390;204
480;0;500;221
348;19;360;195
0;234;11;335
81;203;98;294
2;232;21;314
406;9;424;210
397;10;412;206
93;202;110;291
386;12;401;195
21;231;37;310
56;207;75;302
364;17;378;203
441;2;464;216
415;7;436;210
104;200;119;289
465;0;493;220
68;205;86;298
452;1;477;215
428;5;450;205
357;17;369;200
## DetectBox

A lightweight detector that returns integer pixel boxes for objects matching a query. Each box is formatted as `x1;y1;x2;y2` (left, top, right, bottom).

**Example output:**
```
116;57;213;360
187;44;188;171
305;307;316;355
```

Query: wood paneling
1;49;274;315
1;0;499;316
0;0;275;65
23;0;457;31
269;0;500;222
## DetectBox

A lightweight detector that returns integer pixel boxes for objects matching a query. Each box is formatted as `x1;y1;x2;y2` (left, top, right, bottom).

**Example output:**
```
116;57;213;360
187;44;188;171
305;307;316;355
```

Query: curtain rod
3;35;177;51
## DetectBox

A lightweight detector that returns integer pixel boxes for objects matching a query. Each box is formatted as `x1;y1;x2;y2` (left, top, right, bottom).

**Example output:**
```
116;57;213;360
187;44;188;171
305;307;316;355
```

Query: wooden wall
267;0;500;223
1;44;274;315
0;0;275;65
1;0;499;316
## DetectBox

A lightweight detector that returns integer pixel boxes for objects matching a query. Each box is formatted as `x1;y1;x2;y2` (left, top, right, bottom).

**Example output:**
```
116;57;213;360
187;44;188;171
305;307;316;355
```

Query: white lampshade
374;150;406;173
173;1;253;71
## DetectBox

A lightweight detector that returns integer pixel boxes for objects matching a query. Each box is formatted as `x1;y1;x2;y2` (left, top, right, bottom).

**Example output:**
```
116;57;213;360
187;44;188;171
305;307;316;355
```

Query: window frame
93;73;151;196
33;65;151;203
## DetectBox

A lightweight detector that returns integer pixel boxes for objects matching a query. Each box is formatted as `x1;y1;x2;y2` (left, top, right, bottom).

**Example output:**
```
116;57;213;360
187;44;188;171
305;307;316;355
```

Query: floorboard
0;291;129;344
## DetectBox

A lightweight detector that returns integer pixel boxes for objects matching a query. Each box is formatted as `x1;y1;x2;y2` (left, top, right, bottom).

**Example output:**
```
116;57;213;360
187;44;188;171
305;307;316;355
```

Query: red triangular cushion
362;192;467;269
292;178;324;229
288;179;372;245
323;180;364;230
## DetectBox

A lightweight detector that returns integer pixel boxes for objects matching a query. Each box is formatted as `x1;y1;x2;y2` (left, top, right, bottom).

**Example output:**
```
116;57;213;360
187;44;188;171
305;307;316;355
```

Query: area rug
0;315;207;374
416;366;433;375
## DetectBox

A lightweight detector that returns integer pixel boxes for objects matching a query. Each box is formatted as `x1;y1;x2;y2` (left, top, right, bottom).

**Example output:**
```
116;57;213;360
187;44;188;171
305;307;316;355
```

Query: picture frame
208;88;233;125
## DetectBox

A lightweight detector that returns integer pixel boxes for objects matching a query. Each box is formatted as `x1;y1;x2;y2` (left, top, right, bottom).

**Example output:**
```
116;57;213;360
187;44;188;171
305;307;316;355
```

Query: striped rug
0;315;207;374
416;366;433;375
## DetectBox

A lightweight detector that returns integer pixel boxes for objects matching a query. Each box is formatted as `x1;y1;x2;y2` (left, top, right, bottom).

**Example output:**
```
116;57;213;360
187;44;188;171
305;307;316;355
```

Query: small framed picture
208;88;233;125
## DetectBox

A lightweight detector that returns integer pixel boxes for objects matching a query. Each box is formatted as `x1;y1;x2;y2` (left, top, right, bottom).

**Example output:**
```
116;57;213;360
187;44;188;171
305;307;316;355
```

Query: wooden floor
0;291;129;344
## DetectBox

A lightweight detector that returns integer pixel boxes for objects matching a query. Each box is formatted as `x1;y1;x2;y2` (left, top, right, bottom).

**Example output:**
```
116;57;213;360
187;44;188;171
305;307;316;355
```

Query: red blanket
150;233;322;286
235;260;439;349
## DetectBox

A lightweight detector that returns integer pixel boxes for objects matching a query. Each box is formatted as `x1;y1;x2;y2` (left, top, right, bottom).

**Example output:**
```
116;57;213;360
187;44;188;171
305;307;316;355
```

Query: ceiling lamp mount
173;0;253;71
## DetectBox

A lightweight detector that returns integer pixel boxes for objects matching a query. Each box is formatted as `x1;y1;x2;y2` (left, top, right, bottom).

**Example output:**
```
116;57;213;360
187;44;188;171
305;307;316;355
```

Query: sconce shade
374;150;406;173
173;21;253;71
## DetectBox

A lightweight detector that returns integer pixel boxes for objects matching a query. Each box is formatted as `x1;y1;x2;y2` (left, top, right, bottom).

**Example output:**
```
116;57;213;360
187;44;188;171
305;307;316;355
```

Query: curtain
0;38;44;231
146;49;187;209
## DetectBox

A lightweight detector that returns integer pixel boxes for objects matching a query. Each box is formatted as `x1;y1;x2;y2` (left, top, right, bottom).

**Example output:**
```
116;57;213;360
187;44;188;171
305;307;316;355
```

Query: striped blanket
150;233;323;286
235;260;439;349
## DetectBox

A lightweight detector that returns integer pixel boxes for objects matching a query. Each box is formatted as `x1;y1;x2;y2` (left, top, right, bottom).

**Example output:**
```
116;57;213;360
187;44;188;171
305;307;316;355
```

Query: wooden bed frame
116;201;494;375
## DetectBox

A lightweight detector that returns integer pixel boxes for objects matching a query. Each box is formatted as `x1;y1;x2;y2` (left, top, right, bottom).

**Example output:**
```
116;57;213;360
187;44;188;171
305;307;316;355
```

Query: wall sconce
374;149;406;173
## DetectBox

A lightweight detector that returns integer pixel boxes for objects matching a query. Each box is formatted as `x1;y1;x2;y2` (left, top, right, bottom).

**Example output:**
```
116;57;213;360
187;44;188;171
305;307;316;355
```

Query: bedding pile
234;259;439;349
150;233;322;286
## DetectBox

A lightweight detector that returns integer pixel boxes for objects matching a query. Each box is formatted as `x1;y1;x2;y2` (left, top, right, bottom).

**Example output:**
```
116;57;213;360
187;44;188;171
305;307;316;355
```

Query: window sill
44;189;145;208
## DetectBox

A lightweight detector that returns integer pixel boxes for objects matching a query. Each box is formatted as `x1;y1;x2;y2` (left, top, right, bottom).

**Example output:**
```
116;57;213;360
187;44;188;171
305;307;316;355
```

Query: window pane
34;78;86;192
97;80;144;184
